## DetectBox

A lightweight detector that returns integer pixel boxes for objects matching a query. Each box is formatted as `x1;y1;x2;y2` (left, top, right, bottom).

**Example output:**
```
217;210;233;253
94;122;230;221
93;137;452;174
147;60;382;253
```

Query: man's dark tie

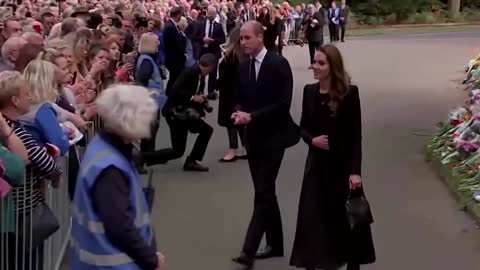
208;20;214;38
249;57;256;82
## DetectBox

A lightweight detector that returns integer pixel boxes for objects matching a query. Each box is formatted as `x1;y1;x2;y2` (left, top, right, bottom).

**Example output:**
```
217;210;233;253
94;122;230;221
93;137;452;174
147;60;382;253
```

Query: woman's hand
119;63;134;73
312;135;329;150
70;80;87;96
0;113;11;138
66;112;87;129
89;60;109;77
155;252;166;270
349;175;362;190
50;176;62;189
84;89;97;103
45;143;61;158
83;104;98;120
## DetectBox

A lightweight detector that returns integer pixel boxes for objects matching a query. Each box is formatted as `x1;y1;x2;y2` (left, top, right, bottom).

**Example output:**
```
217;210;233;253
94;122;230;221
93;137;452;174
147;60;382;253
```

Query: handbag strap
347;186;366;200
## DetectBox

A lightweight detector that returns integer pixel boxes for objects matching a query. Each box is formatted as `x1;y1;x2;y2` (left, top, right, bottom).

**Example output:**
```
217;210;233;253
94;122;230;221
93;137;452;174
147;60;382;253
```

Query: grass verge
424;145;480;225
347;24;480;36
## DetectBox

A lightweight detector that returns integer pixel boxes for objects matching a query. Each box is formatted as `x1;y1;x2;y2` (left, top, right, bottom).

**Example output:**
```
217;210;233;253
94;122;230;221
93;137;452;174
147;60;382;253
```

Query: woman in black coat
290;45;375;270
216;26;247;162
257;5;283;53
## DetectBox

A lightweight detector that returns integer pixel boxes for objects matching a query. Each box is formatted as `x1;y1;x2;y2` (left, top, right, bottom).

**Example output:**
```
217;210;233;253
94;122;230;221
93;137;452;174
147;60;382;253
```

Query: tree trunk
448;0;461;15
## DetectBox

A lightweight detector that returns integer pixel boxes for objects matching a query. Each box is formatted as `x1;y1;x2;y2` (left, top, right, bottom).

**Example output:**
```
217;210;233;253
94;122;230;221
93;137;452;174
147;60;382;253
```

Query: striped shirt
5;117;62;213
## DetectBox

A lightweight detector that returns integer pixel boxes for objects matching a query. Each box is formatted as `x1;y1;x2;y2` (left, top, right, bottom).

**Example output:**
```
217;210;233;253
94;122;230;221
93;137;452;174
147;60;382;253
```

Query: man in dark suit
164;7;187;96
192;6;226;100
232;21;300;269
184;8;196;39
243;3;256;21
227;2;243;35
339;0;349;42
158;53;217;171
303;4;325;68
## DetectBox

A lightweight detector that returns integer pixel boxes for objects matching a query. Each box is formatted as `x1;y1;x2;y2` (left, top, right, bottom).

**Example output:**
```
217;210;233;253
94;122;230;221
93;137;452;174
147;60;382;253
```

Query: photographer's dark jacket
162;64;204;117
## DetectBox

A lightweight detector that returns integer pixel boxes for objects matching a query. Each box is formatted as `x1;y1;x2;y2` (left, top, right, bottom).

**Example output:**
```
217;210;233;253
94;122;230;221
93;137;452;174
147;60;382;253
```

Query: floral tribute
425;55;480;205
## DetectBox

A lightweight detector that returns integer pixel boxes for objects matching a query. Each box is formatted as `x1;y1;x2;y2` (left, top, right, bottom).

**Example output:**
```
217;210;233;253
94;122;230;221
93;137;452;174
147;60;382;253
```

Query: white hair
178;16;188;32
22;31;43;39
1;37;26;59
96;84;158;140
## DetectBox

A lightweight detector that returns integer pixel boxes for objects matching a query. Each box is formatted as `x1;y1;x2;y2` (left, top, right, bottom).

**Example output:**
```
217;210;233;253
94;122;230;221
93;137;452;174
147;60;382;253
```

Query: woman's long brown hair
318;44;351;112
224;25;247;63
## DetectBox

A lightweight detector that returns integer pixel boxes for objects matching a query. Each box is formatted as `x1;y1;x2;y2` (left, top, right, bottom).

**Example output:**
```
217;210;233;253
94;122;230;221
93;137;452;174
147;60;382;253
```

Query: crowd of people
0;0;373;270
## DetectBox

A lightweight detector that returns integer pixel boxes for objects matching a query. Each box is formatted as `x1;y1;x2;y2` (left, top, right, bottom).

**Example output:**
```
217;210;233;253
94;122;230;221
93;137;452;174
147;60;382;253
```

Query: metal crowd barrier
0;120;97;270
282;17;304;44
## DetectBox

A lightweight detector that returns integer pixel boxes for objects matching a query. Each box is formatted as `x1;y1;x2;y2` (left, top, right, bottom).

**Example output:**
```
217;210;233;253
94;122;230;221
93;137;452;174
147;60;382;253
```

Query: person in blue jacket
178;16;196;67
20;59;71;156
135;32;166;162
70;84;165;270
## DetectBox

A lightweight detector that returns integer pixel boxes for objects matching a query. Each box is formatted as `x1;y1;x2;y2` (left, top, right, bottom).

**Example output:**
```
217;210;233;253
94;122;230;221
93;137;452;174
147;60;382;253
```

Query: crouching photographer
158;53;216;171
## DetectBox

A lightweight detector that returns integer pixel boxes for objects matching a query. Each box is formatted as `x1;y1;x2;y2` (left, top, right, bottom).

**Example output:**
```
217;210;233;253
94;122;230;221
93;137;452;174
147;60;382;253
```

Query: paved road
348;29;480;40
149;33;480;270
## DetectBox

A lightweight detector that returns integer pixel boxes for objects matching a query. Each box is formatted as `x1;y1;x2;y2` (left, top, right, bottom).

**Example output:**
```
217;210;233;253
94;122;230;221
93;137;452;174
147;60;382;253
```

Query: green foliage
461;0;480;9
351;0;448;24
364;15;383;25
462;7;480;21
407;12;438;24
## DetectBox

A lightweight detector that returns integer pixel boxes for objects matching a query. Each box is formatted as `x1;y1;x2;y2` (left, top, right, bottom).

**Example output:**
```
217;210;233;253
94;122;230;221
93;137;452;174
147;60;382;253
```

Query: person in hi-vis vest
70;84;166;270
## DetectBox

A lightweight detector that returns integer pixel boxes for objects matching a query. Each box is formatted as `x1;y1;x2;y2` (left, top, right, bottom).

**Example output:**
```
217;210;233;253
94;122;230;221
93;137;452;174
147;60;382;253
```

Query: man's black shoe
207;92;218;100
255;246;283;259
183;157;209;172
232;253;254;269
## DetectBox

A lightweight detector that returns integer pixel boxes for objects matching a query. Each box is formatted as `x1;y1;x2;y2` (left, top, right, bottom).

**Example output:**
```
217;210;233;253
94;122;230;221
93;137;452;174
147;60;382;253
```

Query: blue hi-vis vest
135;53;167;109
70;134;154;270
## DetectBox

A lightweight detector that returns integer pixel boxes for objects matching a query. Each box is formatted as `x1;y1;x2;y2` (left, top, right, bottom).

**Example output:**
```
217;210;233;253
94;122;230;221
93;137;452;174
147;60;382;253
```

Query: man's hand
312;135;329;150
312;19;318;24
231;111;251;125
203;37;214;44
192;95;206;103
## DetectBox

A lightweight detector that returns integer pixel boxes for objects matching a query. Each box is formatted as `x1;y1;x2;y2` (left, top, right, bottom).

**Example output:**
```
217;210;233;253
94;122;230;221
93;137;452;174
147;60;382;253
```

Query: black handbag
17;202;60;250
345;188;373;229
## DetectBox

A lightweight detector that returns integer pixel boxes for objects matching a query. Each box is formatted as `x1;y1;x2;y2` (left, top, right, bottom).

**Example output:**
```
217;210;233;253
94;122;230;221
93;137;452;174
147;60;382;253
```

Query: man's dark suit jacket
243;9;256;21
303;11;325;43
226;10;240;34
339;5;350;24
163;19;186;69
162;65;202;116
236;51;300;150
185;16;196;39
192;19;226;59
